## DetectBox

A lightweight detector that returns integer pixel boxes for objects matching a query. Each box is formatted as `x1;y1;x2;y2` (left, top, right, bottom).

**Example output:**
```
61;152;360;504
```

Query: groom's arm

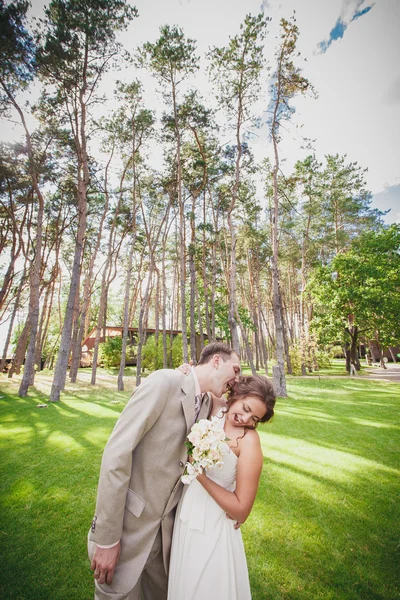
90;370;171;546
91;543;121;586
89;371;173;584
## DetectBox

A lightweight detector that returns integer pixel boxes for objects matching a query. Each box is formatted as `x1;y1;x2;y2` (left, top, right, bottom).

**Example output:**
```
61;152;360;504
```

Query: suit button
179;461;184;467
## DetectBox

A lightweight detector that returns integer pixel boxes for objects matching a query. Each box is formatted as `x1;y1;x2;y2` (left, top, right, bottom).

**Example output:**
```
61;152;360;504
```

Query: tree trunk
202;191;212;341
34;282;51;372
9;318;30;378
118;243;134;391
0;276;24;374
68;282;81;375
69;269;91;383
259;315;269;376
50;83;89;401
162;243;168;368
374;331;387;369
227;212;240;353
136;267;153;386
189;199;197;361
195;278;204;359
50;231;84;401
18;151;45;394
280;293;293;375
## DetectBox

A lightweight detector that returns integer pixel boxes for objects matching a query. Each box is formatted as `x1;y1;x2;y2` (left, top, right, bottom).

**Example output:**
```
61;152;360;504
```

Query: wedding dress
167;414;252;600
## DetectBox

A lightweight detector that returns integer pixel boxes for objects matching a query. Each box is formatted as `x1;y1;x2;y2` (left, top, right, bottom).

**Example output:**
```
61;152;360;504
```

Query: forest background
1;0;400;401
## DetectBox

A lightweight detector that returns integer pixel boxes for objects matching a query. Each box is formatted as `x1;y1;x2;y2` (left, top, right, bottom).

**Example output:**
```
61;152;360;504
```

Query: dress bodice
168;410;252;600
178;412;237;532
205;412;237;492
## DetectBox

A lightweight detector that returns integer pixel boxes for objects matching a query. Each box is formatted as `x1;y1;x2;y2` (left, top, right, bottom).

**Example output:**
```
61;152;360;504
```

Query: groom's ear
213;354;220;369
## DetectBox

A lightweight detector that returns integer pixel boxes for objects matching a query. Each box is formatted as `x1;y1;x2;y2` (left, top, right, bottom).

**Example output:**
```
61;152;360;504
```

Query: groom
88;341;241;600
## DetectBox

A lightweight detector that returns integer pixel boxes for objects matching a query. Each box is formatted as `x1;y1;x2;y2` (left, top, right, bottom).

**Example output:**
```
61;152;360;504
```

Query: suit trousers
94;530;167;600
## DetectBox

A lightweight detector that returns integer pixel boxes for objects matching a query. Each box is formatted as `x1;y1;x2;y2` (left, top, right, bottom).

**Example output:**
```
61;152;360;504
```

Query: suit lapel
180;373;196;435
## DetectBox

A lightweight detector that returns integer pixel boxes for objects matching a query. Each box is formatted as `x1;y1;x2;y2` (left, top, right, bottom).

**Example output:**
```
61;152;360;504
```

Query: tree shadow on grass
0;383;131;600
0;481;96;600
245;453;399;600
267;380;400;470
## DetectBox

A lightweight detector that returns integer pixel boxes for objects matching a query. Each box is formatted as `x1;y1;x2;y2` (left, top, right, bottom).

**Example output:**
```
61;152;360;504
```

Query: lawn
0;369;399;600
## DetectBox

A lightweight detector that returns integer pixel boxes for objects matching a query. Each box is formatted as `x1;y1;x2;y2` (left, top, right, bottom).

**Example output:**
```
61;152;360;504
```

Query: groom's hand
91;542;121;585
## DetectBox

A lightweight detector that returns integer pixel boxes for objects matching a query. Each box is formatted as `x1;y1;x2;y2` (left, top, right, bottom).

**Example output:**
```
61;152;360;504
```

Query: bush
171;334;183;368
98;336;122;369
142;336;164;371
141;334;183;371
287;344;332;374
315;349;332;369
288;346;303;375
329;345;344;358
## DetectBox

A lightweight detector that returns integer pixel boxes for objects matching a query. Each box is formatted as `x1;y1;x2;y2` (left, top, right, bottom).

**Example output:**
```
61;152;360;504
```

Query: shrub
287;344;332;374
171;334;183;368
329;345;344;358
288;346;303;375
141;334;183;371
315;348;332;369
142;335;164;371
98;336;122;369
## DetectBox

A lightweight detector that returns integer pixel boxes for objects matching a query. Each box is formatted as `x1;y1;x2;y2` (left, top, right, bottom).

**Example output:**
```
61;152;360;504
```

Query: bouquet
181;416;227;484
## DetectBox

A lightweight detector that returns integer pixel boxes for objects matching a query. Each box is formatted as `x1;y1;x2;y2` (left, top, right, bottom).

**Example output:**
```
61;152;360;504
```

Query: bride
167;375;276;600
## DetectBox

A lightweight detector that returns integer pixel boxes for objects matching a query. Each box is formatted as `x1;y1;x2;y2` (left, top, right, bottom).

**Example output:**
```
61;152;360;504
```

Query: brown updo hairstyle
225;375;276;425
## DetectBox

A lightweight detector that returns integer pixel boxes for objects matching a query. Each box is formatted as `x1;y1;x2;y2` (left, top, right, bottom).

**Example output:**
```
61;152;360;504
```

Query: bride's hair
225;375;276;426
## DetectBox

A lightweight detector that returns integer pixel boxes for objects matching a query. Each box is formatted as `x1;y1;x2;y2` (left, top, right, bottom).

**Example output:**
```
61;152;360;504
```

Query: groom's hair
197;342;237;365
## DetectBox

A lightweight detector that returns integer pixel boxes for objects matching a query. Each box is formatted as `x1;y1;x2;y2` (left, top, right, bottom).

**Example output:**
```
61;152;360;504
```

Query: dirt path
360;363;400;382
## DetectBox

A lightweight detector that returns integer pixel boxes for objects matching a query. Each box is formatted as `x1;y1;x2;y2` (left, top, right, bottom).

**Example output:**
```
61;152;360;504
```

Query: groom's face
210;353;241;398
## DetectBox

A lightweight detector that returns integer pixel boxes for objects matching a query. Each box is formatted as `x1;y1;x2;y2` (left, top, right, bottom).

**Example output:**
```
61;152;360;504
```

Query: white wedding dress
167;414;252;600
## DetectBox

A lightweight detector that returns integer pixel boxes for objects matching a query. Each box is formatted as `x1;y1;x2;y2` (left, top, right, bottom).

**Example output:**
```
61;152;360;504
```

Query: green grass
0;370;399;600
242;358;369;377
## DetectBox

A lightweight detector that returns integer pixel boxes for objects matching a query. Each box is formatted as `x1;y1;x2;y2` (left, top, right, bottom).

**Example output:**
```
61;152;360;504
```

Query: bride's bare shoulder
240;427;262;451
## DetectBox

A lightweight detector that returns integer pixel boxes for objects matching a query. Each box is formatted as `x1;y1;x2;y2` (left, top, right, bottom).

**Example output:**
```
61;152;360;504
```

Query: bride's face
225;396;266;428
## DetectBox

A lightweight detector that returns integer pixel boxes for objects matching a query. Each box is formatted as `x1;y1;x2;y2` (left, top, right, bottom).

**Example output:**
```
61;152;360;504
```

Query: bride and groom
88;341;276;599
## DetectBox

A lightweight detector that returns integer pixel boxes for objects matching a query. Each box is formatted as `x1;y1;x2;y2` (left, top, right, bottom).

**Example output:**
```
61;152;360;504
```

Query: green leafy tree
208;13;268;367
320;154;384;255
39;0;137;401
111;80;156;391
138;25;199;363
268;15;315;395
308;225;400;371
0;1;50;396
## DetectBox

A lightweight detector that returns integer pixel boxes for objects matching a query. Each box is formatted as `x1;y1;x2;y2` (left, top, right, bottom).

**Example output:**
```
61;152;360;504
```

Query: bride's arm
196;430;263;524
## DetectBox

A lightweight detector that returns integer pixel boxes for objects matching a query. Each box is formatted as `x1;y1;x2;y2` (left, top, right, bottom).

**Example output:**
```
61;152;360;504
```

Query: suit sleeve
90;370;174;545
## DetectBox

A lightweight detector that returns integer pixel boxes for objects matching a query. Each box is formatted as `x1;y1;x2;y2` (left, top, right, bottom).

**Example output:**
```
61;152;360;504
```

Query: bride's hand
176;361;193;375
226;513;242;529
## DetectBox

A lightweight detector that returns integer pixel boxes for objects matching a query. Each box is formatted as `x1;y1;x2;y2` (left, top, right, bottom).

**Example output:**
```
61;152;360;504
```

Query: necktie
194;393;203;421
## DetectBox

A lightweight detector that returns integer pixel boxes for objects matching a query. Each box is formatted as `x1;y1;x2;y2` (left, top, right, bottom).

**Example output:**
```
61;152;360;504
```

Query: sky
1;0;399;353
5;0;400;223
123;0;400;223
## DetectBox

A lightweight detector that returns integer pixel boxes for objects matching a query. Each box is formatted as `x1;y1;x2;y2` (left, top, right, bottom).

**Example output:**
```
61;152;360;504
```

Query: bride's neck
209;394;227;417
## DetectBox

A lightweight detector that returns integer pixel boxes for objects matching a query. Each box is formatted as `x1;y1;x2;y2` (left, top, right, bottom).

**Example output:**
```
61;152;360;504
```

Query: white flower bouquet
181;416;227;484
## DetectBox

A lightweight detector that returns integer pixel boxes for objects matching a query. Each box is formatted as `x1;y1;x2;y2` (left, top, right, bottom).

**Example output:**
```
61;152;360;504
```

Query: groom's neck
193;363;213;394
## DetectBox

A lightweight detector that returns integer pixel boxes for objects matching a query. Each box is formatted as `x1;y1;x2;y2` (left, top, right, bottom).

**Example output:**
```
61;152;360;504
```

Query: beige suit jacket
88;369;210;594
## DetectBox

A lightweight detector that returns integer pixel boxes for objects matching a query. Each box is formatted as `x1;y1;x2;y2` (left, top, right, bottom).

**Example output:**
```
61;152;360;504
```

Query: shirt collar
191;366;201;397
